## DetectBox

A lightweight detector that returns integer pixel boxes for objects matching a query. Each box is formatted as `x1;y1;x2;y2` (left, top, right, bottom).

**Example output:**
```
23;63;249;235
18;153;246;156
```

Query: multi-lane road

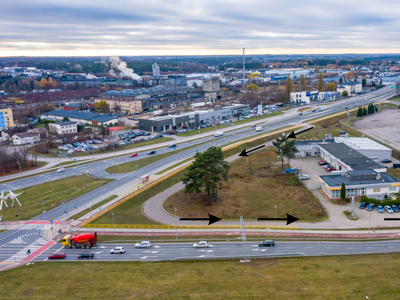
12;240;400;262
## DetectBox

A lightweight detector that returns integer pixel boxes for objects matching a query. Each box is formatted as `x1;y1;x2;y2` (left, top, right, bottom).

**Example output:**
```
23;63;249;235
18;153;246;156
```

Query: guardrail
83;223;299;230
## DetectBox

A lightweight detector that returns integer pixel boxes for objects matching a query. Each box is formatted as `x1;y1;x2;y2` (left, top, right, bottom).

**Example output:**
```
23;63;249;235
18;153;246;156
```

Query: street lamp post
174;207;178;241
112;213;115;226
368;208;371;234
274;205;277;238
82;173;85;194
89;206;92;218
16;162;22;180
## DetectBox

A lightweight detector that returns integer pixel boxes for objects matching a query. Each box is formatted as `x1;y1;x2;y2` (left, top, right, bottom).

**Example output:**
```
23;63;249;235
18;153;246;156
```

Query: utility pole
16;162;22;180
274;205;277;238
82;173;85;194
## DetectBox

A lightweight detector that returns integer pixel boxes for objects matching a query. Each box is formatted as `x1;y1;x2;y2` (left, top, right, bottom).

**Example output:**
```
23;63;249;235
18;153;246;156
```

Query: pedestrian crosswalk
9;236;27;244
5;237;51;262
13;220;61;231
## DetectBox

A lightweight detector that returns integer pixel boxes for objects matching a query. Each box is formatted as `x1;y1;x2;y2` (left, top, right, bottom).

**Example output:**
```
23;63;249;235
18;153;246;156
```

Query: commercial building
337;81;362;95
138;105;249;132
0;108;14;129
63;103;81;111
42;110;118;126
49;121;78;135
94;98;143;114
294;139;334;158
290;91;337;104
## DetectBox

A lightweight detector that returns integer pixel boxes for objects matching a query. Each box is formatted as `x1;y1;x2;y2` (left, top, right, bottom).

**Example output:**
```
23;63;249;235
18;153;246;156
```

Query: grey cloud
1;0;400;54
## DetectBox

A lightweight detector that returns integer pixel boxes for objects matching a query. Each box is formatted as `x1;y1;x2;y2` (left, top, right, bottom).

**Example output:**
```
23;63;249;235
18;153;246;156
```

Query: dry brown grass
164;149;327;222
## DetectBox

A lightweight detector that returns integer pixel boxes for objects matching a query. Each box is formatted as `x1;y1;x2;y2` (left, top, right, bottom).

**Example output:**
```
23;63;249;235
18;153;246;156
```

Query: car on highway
78;251;94;259
259;240;275;247
130;153;138;157
298;113;303;116
359;202;367;209
391;205;399;213
381;159;392;163
169;144;177;148
377;205;384;213
148;150;156;155
48;252;66;259
384;205;394;213
56;168;66;173
110;246;125;254
193;241;209;248
299;174;310;180
135;241;153;248
366;203;375;211
250;124;256;128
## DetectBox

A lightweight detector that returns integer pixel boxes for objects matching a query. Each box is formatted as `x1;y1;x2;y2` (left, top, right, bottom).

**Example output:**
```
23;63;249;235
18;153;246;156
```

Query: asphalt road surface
33;240;400;262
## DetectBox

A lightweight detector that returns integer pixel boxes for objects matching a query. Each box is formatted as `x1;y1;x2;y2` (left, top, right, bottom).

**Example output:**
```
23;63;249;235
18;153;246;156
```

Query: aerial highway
0;86;396;267
26;240;400;262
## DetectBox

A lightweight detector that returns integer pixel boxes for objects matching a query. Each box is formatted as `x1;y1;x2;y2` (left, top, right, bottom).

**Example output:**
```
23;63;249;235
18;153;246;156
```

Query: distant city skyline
1;0;400;57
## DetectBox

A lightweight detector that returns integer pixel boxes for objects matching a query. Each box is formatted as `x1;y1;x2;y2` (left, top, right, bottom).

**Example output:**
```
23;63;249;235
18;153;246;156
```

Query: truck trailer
62;233;97;249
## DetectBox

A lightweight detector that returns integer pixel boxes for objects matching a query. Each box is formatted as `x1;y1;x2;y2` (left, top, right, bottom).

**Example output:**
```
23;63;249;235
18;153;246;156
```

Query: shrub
361;195;400;207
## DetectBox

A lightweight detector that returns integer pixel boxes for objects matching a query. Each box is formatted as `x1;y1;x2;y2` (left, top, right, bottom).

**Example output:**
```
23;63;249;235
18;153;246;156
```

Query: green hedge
361;195;400;207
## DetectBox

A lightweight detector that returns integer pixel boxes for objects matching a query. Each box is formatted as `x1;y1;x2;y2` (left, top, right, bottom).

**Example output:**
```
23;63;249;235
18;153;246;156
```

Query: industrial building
202;78;221;102
100;86;205;111
290;91;337;104
41;110;118;126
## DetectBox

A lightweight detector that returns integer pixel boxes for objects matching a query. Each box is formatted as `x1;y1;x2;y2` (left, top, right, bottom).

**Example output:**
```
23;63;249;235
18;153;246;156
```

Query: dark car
148;150;156;155
298;113;303;116
391;205;399;213
381;159;392;163
169;144;177;148
359;202;367;209
48;252;66;259
366;203;375;211
145;133;151;136
78;251;94;259
339;130;347;134
259;240;275;247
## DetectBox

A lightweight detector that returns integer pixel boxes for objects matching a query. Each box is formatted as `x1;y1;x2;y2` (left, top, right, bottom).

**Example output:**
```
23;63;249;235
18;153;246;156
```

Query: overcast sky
1;0;400;57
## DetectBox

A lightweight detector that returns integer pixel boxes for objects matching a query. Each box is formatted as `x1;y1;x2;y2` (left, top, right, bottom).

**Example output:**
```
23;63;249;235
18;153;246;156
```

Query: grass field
164;148;327;222
91;170;186;225
2;254;400;299
1;175;113;221
70;195;118;220
155;156;193;175
388;94;400;101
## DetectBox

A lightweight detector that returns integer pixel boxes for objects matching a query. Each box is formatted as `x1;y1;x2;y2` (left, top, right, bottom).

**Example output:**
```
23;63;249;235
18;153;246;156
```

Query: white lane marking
141;256;148;259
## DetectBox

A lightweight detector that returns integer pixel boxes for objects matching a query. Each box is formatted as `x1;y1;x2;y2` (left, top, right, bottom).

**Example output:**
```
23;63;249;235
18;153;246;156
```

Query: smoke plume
109;56;142;82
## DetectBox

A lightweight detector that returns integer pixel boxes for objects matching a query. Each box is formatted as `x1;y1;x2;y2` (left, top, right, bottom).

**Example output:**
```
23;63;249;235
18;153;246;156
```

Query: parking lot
290;157;324;189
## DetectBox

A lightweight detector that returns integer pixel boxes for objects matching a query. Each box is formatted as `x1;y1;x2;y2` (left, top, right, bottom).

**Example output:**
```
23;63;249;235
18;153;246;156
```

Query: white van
255;126;263;131
214;131;223;137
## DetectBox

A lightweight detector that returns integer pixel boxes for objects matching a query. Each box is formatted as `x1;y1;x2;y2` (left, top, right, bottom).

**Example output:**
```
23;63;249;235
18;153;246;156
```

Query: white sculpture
0;191;9;210
8;190;23;207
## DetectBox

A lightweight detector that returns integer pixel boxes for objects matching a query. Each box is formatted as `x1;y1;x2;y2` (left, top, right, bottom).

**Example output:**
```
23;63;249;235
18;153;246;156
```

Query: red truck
62;233;97;249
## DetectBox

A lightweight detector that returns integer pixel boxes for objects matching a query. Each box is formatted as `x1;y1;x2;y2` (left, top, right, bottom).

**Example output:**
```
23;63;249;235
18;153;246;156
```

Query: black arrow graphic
288;127;313;139
384;218;400;221
238;145;265;157
257;213;299;225
180;213;221;225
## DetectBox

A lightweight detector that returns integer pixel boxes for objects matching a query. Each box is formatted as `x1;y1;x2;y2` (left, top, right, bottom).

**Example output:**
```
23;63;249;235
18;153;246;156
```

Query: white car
193;241;209;248
56;168;66;173
110;246;125;254
135;241;153;248
299;174;310;180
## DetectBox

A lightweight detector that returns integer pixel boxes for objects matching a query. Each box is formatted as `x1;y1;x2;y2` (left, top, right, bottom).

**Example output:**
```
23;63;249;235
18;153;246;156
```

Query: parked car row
359;202;400;213
318;160;336;172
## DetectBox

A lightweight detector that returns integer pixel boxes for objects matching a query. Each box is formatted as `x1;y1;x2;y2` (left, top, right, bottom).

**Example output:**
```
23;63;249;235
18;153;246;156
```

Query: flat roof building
42;110;118;126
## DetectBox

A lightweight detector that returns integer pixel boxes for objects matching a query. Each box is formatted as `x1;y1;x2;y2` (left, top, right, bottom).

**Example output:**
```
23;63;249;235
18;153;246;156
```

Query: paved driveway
290;157;324;189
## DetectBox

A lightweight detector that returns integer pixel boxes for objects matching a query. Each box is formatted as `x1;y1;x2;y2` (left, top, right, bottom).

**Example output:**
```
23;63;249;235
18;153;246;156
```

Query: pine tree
340;183;346;200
